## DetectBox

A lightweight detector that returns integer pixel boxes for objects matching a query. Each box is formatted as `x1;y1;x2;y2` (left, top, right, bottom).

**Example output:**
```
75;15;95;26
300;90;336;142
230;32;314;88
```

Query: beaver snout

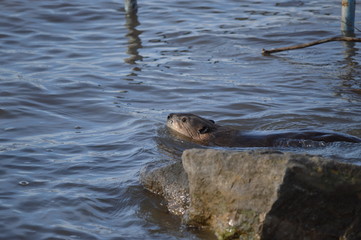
167;113;176;125
167;113;174;120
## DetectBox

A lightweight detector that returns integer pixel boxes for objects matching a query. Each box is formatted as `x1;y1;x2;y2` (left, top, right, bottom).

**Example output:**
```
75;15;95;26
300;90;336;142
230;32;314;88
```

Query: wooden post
341;0;356;34
125;0;138;14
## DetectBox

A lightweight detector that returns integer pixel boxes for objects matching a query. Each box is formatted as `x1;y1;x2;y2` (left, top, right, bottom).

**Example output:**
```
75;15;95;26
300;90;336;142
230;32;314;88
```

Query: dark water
1;0;361;239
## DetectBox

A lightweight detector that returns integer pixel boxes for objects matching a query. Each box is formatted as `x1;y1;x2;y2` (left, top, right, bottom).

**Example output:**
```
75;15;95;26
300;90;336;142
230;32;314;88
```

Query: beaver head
166;113;218;142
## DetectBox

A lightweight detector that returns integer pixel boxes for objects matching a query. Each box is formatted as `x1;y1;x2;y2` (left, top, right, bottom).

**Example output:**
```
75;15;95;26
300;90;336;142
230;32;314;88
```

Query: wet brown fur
167;113;361;147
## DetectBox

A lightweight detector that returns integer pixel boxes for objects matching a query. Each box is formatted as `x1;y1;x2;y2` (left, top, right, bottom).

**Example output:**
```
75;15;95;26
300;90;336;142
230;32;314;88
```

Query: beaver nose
167;113;174;120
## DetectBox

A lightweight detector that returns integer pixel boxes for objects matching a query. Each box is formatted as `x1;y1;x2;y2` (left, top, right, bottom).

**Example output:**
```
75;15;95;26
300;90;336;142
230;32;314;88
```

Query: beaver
166;113;361;147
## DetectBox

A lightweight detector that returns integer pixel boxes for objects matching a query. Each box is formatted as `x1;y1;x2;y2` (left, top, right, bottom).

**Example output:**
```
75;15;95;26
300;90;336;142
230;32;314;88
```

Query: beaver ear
209;119;215;123
198;126;211;134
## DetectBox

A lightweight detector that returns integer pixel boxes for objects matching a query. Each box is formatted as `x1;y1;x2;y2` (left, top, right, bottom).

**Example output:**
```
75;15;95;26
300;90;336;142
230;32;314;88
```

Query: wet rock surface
141;149;361;240
140;160;190;215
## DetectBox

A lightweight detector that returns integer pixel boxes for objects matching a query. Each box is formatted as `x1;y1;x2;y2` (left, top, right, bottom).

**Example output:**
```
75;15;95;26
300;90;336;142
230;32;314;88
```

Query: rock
140;160;189;215
141;149;361;240
182;149;288;239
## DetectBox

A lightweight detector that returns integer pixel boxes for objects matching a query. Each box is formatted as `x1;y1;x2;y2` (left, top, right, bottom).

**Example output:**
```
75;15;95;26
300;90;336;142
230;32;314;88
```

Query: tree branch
262;36;361;55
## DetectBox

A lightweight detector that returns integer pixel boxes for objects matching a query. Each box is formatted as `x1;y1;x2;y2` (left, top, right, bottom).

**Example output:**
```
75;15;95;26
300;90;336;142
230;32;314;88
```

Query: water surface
1;0;360;239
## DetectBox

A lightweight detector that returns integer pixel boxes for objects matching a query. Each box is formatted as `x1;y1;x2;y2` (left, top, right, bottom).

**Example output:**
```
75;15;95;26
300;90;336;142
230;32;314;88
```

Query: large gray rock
141;149;361;240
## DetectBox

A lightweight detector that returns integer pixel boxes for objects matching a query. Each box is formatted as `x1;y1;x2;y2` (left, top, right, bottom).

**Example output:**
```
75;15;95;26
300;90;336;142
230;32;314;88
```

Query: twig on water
262;36;361;55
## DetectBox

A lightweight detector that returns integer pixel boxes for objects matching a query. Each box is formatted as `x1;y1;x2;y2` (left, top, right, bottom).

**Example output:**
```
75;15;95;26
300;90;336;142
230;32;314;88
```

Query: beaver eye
181;117;187;122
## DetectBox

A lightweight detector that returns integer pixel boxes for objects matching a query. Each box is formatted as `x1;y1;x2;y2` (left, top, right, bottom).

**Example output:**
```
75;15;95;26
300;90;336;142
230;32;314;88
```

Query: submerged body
166;113;361;147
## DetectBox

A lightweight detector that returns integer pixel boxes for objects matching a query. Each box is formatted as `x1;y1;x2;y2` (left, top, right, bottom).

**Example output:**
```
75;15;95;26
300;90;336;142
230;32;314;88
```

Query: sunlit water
1;0;360;239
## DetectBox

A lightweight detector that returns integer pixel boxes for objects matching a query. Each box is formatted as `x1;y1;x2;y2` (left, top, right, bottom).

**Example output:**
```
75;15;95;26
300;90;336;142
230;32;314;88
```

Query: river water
1;0;360;239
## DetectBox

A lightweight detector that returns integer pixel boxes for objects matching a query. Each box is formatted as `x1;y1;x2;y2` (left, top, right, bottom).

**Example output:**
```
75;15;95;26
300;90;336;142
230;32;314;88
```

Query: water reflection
341;41;358;80
339;33;361;99
124;11;143;64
